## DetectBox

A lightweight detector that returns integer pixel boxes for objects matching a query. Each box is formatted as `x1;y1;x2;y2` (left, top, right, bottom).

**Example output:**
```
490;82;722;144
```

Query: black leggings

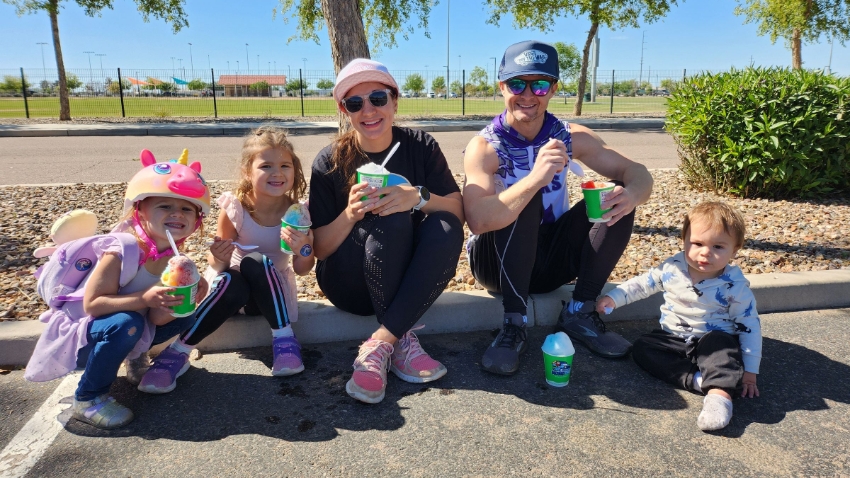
632;330;744;396
180;253;291;347
469;186;634;315
316;211;463;339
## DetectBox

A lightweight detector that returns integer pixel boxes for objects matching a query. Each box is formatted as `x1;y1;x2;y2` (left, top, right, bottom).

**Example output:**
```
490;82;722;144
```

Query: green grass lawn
0;95;668;119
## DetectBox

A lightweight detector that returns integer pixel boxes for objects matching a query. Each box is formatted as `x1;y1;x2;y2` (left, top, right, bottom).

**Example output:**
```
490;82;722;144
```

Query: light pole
638;31;646;90
37;42;48;71
188;42;194;73
83;51;94;90
245;43;249;72
236;60;239;72
490;56;496;100
302;58;307;73
227;60;230;71
446;0;450;101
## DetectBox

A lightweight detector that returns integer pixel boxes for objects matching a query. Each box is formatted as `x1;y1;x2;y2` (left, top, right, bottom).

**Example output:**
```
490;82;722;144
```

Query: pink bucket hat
333;58;399;103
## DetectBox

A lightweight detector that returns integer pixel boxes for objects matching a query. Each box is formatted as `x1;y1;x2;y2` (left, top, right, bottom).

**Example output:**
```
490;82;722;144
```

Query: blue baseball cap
498;41;559;81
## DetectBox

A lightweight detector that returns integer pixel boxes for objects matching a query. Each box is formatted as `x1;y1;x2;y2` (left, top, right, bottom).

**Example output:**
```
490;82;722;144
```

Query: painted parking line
0;374;78;478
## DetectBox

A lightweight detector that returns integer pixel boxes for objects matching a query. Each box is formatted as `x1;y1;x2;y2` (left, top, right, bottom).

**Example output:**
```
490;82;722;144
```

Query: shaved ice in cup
161;256;200;317
356;163;389;200
580;180;616;223
281;202;312;254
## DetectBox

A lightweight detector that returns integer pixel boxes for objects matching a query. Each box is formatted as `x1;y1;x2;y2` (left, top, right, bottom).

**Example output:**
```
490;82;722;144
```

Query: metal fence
0;67;699;119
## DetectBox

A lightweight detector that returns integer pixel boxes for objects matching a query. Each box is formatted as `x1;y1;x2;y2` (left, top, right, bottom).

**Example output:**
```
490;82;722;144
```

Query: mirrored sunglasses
341;89;392;113
505;78;554;96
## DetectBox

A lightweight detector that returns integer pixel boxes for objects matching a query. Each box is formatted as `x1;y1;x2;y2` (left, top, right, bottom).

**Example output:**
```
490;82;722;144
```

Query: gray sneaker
481;315;528;375
123;352;150;386
557;300;632;358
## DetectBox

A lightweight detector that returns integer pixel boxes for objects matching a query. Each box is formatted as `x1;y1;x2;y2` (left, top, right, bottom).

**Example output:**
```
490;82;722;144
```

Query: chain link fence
0;67;700;119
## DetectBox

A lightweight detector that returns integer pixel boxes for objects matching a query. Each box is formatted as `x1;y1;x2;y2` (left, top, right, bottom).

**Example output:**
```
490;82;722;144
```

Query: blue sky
1;0;847;76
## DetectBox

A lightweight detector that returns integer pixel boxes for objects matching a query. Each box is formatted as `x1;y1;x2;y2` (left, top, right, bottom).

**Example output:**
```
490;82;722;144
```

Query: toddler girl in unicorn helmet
137;126;314;394
26;149;211;429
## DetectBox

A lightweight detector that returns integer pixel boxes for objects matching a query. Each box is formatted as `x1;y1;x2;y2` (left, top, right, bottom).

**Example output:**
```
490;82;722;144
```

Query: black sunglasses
505;78;555;96
341;89;393;113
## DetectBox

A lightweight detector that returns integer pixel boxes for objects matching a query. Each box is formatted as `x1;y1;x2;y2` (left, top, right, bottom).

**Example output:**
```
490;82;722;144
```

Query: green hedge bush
665;67;849;199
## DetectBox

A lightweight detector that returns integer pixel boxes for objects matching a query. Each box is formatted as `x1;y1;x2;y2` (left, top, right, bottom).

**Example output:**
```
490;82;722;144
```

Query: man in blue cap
463;40;654;375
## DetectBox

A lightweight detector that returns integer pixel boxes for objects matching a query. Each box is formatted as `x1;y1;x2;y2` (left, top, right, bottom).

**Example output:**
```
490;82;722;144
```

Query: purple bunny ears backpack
33;210;141;316
26;211;143;383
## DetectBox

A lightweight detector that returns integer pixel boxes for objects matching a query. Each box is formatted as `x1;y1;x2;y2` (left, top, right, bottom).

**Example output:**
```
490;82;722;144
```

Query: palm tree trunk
320;0;370;132
573;21;598;116
48;0;70;120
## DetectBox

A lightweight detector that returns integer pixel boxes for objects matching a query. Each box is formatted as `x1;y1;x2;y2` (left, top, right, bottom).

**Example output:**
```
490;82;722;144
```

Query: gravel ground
1;169;848;322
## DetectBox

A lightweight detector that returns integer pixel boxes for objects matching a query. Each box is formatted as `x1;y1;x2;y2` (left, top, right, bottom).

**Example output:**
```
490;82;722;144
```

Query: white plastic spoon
205;240;259;250
380;142;401;169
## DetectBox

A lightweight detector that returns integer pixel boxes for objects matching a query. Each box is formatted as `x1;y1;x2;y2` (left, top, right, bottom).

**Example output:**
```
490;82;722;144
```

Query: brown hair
682;202;746;250
330;86;399;186
235;125;307;215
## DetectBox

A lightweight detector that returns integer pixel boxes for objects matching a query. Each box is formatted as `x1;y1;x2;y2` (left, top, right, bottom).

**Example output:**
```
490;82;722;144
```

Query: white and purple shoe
272;335;304;376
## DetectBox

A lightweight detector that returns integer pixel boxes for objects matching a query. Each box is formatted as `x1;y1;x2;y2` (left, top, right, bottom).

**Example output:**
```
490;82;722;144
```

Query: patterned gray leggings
316;211;463;339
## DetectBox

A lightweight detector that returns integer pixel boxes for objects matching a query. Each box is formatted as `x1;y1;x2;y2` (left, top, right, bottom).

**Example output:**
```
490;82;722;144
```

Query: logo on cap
514;49;549;66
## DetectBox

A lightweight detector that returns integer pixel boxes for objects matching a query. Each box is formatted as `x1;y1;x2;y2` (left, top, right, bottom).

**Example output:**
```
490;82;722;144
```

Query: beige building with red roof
217;74;288;97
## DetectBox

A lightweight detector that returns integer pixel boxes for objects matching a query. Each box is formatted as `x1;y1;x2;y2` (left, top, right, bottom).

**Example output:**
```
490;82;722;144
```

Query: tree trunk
320;0;371;132
573;21;599;116
48;0;70;121
791;28;802;69
792;0;813;70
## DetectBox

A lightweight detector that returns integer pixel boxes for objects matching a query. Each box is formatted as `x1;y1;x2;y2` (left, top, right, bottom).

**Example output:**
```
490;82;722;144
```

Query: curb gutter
1;269;847;366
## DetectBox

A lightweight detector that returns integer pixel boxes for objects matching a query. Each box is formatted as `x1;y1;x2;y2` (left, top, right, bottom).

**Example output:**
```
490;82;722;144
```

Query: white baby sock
697;394;733;431
692;371;704;391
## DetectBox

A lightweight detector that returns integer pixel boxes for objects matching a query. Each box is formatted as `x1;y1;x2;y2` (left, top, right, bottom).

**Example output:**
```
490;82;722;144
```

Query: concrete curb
0;118;665;138
2;269;847;366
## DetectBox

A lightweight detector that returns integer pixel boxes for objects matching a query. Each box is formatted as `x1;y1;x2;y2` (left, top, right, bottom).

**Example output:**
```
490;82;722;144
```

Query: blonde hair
235;126;307;215
682;202;746;250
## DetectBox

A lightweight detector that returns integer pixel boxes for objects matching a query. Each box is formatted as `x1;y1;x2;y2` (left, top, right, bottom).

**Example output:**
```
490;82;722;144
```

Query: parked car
401;92;411;98
427;92;435;98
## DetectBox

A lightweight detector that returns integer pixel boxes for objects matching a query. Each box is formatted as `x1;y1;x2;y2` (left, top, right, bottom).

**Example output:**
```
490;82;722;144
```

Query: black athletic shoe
481;317;528;375
556;301;632;358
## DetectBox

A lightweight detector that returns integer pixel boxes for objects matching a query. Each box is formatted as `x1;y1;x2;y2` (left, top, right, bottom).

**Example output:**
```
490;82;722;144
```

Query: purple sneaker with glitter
137;347;190;394
272;335;304;376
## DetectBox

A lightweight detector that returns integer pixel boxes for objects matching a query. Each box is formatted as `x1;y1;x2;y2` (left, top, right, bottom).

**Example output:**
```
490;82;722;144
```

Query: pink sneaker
390;326;447;383
345;338;393;404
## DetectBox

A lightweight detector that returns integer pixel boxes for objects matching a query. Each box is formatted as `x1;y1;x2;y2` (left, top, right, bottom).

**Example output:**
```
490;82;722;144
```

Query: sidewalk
0;117;665;137
2;269;849;366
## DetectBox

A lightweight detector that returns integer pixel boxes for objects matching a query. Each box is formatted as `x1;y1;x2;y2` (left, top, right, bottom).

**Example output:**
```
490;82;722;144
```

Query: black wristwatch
413;186;430;210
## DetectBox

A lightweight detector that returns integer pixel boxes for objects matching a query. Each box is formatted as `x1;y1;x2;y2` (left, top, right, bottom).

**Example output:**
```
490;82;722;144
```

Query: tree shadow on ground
60;318;849;442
